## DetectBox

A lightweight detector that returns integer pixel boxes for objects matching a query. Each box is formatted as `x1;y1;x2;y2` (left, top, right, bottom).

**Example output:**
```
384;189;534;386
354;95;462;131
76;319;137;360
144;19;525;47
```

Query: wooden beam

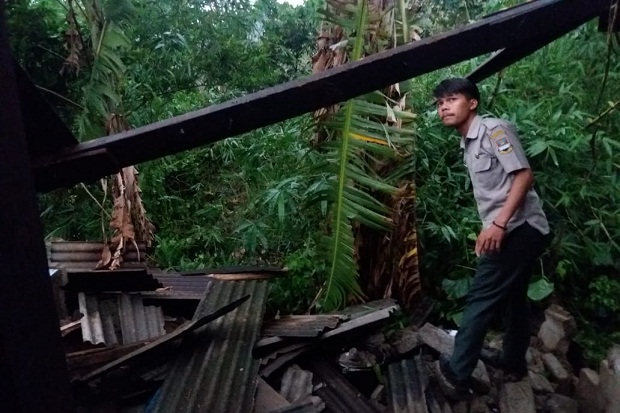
467;1;602;83
32;0;610;192
14;62;79;157
0;5;74;412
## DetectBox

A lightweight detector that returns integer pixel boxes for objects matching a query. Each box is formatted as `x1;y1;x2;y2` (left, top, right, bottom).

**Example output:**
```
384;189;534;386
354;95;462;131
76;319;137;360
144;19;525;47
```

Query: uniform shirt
461;115;549;235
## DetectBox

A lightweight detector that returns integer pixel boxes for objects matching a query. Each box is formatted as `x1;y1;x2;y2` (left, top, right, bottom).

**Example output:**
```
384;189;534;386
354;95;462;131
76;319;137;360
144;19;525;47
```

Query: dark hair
433;78;480;102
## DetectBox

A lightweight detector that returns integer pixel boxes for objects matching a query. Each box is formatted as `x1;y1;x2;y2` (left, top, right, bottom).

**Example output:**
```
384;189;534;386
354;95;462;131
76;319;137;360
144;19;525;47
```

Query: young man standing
433;78;550;399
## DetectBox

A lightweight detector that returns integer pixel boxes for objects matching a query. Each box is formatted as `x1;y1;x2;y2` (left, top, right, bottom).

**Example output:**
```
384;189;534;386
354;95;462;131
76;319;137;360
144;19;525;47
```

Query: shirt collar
460;114;482;149
466;115;483;140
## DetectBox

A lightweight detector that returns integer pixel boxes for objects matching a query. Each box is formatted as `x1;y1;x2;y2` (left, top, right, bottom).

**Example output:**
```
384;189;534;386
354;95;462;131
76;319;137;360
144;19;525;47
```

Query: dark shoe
435;354;474;401
479;348;528;381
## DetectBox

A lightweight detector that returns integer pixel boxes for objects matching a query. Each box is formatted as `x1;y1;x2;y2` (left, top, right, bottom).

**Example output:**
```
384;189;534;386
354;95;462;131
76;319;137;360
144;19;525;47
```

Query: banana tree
311;0;422;312
63;0;154;268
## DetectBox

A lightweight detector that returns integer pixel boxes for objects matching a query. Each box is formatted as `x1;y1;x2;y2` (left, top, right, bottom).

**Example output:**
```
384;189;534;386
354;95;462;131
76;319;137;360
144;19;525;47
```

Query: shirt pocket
472;153;502;189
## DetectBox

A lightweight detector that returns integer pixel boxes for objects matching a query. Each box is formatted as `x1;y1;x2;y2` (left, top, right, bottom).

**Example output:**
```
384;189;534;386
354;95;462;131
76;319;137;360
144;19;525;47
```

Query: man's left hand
475;226;505;256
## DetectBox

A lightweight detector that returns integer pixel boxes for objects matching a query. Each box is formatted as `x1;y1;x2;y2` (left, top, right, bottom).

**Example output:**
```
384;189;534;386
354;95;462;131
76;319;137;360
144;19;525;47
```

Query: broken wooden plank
32;0;609;192
76;294;249;382
66;341;149;372
63;268;161;292
60;319;83;337
257;303;399;378
256;302;399;357
262;315;346;338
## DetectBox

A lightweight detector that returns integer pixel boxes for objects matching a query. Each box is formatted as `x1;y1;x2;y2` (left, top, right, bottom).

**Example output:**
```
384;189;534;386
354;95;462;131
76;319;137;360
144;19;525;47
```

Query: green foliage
8;0;620;357
409;18;620;362
267;245;325;315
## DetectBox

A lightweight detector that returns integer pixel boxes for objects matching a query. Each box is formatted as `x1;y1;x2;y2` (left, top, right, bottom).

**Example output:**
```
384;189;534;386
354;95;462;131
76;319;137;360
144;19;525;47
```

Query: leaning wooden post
0;5;74;412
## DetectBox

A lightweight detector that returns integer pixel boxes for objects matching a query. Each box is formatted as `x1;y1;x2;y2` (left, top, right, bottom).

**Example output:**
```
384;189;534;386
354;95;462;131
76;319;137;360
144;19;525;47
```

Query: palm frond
313;0;421;311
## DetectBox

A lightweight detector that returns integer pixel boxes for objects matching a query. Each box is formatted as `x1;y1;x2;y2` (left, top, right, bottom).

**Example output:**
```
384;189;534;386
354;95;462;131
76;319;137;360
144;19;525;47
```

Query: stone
499;380;536;413
600;355;620;413
469;396;490;413
542;353;573;395
545;393;578;413
391;327;420;355
452;401;468;413
576;368;605;413
419;323;491;393
526;347;546;374
538;304;576;354
528;370;555;393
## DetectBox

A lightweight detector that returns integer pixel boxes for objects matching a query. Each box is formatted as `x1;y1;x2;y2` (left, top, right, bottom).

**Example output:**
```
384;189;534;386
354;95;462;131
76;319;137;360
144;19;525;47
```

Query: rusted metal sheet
152;266;286;300
386;356;429;413
49;241;147;270
305;359;380;413
262;315;345;338
152;280;268;413
78;292;165;345
151;274;212;300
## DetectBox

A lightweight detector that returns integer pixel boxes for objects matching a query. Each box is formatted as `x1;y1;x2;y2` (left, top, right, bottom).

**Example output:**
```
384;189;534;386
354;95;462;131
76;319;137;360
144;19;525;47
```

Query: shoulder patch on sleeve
489;129;506;140
495;135;513;154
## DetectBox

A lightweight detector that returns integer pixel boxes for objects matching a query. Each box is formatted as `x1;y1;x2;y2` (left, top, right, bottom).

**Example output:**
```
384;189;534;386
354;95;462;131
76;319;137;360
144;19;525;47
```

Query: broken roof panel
304;359;380;413
152;279;269;413
386;356;429;413
78;292;165;345
262;315;346;338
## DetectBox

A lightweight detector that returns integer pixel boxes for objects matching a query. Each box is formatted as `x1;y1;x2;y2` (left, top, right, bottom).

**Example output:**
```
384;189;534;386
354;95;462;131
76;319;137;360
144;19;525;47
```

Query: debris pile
51;242;620;413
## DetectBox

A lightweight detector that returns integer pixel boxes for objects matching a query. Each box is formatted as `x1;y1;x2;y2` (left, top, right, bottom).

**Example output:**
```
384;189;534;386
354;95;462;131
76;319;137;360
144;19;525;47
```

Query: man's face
436;93;478;128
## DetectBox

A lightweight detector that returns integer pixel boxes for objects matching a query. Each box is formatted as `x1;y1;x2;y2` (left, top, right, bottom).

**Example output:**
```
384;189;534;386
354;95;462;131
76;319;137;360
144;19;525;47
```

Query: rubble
538;304;577;355
50;251;620;413
499;380;536;413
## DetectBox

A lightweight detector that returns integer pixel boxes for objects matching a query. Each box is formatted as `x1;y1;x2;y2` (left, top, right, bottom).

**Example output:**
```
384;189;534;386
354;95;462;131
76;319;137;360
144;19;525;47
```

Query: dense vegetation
7;0;620;364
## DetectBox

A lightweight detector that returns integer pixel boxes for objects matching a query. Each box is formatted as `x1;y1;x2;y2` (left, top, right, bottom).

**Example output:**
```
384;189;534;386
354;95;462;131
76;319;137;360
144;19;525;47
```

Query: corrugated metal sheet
280;364;314;403
257;302;400;377
150;275;212;300
262;315;345;338
305;359;381;413
386;356;429;413
49;241;146;270
78;292;165;345
270;396;325;413
152;279;268;413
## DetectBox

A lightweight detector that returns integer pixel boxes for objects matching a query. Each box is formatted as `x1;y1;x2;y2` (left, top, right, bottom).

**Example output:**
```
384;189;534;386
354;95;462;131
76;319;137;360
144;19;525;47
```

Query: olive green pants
449;222;549;380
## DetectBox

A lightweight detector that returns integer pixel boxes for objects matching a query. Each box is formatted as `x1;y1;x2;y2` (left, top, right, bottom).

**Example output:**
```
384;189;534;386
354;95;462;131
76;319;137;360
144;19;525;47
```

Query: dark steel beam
32;0;610;192
0;4;74;413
